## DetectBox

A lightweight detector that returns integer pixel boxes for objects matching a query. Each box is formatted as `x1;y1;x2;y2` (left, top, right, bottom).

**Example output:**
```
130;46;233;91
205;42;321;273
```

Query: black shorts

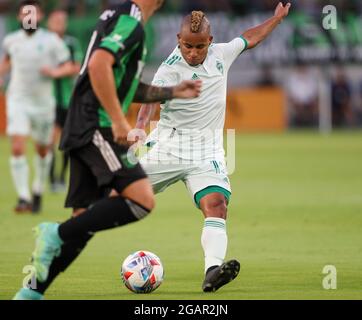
65;129;147;209
55;107;68;128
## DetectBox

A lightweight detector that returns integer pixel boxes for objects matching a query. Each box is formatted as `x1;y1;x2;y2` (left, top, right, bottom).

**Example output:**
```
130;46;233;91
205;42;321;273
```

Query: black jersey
60;1;147;151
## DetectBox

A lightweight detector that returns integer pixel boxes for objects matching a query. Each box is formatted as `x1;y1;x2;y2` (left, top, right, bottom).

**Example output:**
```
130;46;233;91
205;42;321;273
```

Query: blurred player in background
46;8;83;192
13;0;202;300
0;0;74;213
136;3;291;292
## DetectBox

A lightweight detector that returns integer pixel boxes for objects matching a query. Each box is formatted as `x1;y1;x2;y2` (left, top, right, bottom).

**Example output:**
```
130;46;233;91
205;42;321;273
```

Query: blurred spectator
257;65;276;87
0;0;12;13
295;0;321;16
331;68;354;127
181;0;232;13
286;65;319;128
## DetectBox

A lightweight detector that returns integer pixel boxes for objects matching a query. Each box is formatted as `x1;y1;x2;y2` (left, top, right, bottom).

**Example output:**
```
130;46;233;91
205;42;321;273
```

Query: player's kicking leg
199;192;240;292
13;133;154;299
185;160;240;292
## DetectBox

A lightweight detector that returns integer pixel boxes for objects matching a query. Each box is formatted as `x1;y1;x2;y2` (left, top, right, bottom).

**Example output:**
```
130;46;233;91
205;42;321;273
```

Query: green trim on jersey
194;186;231;209
165;55;181;66
239;35;249;51
99;15;139;54
122;45;147;113
98;42;143;127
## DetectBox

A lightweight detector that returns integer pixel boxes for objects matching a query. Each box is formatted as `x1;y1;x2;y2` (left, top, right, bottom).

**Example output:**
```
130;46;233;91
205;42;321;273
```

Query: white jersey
3;28;70;110
147;37;247;161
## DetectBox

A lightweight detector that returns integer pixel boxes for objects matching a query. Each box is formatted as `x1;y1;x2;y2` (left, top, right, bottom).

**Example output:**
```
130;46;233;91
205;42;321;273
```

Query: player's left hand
274;2;291;20
40;66;56;78
173;80;202;99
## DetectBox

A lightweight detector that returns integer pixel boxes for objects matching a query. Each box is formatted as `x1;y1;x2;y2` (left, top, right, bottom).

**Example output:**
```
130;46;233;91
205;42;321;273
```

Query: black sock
60;151;69;183
58;197;150;242
49;148;56;185
32;233;93;294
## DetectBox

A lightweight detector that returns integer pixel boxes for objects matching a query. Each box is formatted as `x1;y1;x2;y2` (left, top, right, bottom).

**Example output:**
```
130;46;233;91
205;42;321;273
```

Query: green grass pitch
0;132;361;300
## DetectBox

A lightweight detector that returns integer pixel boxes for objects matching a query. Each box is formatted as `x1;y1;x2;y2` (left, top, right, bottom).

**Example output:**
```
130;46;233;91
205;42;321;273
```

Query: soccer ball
121;250;164;293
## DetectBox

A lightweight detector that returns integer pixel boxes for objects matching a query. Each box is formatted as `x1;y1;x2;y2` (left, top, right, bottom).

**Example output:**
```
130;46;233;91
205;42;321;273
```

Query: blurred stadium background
0;0;362;132
0;1;361;300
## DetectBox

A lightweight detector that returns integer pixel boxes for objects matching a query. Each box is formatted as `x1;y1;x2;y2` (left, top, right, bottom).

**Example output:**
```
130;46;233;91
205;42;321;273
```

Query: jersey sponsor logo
106;34;126;50
216;61;224;75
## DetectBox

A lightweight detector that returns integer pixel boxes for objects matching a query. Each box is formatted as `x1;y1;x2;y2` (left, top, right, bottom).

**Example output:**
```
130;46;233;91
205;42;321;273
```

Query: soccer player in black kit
13;0;202;300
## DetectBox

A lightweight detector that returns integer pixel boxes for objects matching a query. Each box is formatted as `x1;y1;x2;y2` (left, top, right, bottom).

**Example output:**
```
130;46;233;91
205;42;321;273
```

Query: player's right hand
173;80;202;99
274;2;291;20
112;119;133;146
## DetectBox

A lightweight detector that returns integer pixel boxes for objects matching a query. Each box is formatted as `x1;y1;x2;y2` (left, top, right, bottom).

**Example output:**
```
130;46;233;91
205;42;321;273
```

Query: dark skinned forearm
133;82;174;103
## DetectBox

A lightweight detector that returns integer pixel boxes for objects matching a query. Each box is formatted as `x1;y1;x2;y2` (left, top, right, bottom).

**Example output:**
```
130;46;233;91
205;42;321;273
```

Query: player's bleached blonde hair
190;11;206;33
181;11;210;34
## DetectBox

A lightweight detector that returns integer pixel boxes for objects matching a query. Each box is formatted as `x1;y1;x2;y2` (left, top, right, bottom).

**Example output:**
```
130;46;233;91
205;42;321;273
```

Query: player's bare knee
202;197;228;219
11;146;25;157
36;145;50;158
11;140;25;156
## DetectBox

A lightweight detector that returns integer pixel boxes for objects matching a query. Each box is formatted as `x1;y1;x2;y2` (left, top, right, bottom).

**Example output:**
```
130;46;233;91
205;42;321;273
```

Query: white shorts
141;152;231;208
6;98;55;146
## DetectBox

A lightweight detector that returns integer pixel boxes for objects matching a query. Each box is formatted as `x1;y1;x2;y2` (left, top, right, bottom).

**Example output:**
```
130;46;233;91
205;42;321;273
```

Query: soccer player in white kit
0;1;73;213
136;3;291;292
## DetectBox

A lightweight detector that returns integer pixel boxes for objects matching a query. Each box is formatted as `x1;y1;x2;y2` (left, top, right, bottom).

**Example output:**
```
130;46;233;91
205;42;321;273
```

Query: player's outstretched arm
242;2;291;49
133;80;202;104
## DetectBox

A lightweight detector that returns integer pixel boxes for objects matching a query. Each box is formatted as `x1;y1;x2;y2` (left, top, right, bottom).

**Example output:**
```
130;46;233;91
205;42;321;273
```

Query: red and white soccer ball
121;251;164;293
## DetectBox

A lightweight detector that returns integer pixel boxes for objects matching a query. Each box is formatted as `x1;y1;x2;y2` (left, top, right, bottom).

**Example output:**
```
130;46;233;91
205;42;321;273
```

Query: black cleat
14;199;32;214
32;194;42;214
202;260;240;292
